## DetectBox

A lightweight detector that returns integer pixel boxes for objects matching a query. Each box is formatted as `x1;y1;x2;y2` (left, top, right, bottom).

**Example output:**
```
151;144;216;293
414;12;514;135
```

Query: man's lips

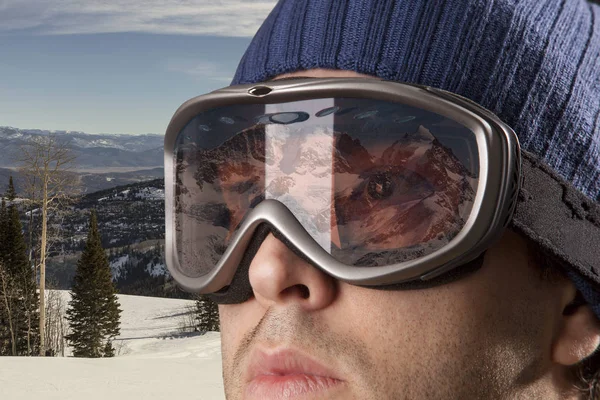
244;348;345;399
246;348;343;381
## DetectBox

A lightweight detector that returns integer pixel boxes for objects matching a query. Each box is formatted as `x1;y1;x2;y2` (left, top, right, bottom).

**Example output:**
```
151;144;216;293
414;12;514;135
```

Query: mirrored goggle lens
173;98;480;278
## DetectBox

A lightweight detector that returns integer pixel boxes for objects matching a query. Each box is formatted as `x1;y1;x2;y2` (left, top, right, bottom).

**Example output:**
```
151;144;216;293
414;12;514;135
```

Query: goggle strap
511;151;600;288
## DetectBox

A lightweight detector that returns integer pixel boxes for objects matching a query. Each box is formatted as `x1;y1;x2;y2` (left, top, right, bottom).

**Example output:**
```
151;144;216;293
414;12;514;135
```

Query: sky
0;0;278;135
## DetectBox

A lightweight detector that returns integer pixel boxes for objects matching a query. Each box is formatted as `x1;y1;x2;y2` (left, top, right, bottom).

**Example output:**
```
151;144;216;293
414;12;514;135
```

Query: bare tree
44;288;68;357
23;174;38;267
177;302;198;334
20;264;36;355
27;208;70;286
17;134;78;356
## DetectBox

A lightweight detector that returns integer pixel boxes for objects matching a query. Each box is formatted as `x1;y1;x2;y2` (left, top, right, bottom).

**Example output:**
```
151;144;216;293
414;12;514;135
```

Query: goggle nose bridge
207;215;335;304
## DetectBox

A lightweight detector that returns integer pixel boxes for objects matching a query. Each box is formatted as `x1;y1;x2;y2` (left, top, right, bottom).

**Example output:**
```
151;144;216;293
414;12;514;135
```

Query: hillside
14;178;180;298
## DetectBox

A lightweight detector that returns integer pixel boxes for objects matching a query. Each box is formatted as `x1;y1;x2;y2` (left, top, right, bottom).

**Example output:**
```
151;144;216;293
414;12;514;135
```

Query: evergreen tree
0;198;7;354
66;210;122;358
0;200;40;356
5;176;16;201
195;295;220;333
103;340;115;357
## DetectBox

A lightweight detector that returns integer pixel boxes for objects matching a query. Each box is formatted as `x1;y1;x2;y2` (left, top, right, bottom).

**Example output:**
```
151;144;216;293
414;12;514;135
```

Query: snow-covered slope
0;291;225;400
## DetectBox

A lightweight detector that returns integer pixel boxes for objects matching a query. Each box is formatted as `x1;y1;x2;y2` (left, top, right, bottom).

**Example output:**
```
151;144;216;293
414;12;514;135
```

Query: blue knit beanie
231;0;600;317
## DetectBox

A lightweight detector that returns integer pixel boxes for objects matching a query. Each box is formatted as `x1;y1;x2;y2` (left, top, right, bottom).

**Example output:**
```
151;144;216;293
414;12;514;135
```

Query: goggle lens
173;98;479;278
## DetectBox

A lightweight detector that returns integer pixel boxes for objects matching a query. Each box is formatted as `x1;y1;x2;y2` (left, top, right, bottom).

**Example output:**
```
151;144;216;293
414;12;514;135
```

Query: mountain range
0;126;166;194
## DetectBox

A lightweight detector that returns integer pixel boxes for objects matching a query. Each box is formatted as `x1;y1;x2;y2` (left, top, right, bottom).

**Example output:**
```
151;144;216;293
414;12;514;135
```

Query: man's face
218;70;569;400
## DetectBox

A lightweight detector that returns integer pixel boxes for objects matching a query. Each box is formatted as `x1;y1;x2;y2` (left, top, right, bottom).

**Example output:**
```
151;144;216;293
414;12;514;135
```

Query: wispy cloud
0;0;277;37
166;60;234;83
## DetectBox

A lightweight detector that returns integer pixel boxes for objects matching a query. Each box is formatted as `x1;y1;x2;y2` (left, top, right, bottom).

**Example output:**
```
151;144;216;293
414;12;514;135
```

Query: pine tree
65;210;122;358
0;198;8;354
0;200;40;355
195;295;220;333
5;176;16;201
103;340;115;357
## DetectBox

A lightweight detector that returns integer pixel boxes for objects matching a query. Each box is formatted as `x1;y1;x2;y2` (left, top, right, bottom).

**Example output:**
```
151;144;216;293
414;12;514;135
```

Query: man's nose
248;233;338;310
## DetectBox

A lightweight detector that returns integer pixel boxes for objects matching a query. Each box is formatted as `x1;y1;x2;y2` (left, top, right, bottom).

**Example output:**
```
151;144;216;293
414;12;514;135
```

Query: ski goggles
164;78;522;304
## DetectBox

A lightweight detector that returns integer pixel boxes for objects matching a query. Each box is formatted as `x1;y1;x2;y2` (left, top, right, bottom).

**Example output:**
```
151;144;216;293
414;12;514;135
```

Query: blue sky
0;0;277;135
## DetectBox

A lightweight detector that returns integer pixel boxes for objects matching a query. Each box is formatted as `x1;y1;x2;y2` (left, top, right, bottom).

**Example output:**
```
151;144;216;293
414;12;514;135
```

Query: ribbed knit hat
231;0;600;316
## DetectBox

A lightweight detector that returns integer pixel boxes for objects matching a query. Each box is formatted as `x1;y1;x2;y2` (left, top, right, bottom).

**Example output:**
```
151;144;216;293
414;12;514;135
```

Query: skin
218;69;600;400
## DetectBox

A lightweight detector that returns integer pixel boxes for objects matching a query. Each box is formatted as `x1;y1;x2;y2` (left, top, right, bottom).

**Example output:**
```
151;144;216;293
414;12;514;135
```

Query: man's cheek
218;306;235;350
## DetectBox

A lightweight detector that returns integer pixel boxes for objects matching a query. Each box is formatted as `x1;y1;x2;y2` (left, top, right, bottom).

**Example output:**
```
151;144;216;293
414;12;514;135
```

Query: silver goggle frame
164;78;521;294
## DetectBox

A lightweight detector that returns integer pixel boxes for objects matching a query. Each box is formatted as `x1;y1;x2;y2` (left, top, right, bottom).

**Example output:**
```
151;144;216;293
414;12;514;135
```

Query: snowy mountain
179;124;476;272
0;291;225;400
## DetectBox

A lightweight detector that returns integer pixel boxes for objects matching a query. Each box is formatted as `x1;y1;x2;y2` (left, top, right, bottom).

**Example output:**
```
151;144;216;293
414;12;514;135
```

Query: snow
109;255;130;278
146;261;167;277
135;187;164;200
100;187;164;202
71;137;126;150
0;291;225;400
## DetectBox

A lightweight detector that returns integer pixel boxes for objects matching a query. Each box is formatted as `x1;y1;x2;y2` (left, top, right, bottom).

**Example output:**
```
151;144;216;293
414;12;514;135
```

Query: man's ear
552;296;600;366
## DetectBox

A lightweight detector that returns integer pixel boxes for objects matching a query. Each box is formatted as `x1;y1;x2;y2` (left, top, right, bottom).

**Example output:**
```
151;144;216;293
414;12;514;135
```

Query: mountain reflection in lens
330;125;476;264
